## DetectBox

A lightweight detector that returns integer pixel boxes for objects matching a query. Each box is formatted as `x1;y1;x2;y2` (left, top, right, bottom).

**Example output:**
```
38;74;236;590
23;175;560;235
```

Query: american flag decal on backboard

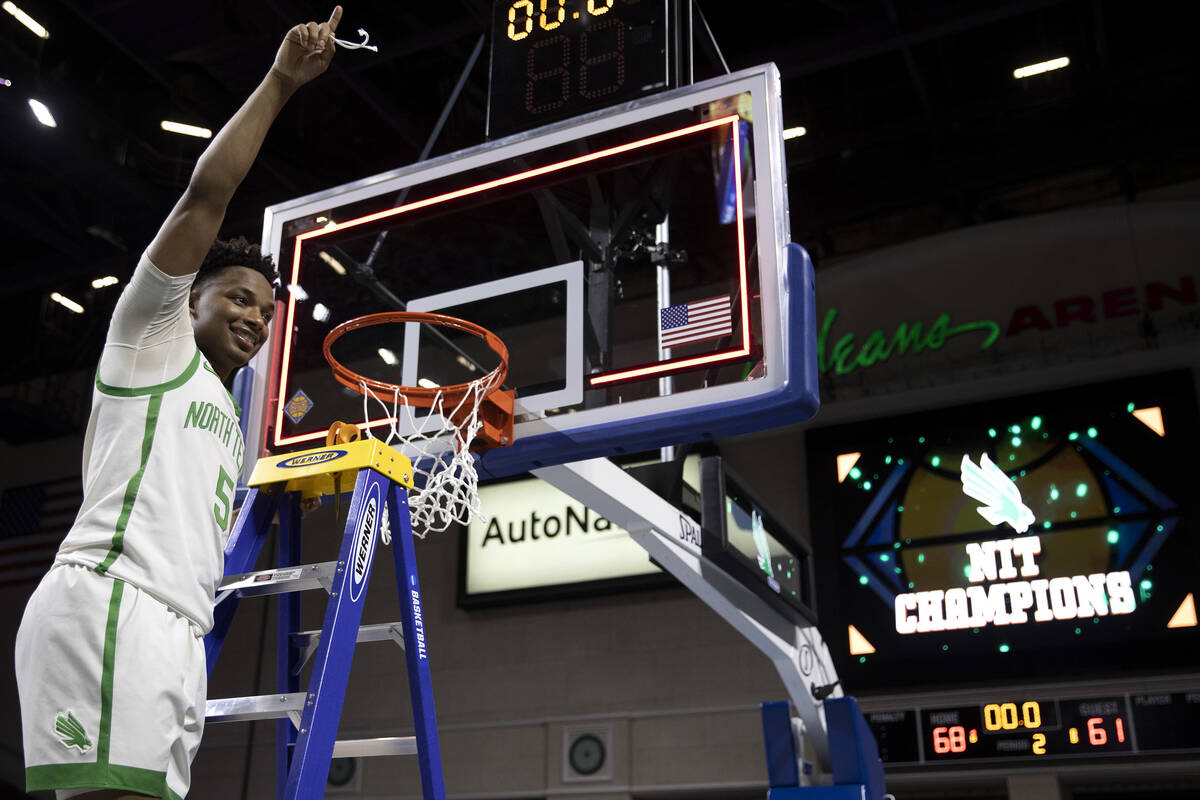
659;295;733;349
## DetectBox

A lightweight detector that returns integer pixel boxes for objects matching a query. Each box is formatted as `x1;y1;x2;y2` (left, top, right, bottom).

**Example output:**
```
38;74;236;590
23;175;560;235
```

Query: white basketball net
358;370;502;540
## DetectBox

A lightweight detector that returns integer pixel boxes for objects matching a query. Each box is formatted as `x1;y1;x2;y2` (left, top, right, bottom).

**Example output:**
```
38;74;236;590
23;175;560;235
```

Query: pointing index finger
327;5;343;34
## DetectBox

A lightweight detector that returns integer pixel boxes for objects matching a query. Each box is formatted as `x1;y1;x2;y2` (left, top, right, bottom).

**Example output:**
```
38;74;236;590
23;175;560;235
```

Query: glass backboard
246;63;817;479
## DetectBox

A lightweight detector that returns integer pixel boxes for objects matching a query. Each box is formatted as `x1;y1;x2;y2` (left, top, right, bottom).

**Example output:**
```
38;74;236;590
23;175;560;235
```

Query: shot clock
488;0;675;138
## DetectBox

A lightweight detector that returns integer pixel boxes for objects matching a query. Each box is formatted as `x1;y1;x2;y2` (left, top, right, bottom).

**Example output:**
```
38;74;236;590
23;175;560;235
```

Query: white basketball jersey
55;255;245;632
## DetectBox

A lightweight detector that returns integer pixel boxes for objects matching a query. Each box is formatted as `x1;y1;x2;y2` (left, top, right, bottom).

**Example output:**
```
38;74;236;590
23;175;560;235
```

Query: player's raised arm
146;5;343;277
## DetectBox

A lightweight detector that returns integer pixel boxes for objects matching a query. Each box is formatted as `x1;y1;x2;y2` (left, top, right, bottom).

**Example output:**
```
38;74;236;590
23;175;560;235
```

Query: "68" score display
488;0;672;139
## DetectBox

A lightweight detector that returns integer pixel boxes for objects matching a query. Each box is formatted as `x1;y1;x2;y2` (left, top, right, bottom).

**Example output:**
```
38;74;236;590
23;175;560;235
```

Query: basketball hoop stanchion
201;315;513;800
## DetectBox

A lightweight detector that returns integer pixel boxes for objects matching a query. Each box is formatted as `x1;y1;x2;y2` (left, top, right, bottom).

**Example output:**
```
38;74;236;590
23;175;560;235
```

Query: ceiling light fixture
417;378;440;389
28;98;56;127
91;276;119;289
377;347;398;366
50;292;83;313
3;2;49;39
312;302;330;323
161;120;212;139
782;126;807;140
1013;56;1069;79
0;77;11;87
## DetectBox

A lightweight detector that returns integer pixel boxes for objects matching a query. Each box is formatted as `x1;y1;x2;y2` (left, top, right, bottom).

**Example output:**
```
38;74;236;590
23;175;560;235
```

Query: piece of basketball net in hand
330;27;378;52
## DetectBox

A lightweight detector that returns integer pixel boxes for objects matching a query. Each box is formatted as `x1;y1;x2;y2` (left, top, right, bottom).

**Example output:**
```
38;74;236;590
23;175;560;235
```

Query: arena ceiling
1;0;1196;433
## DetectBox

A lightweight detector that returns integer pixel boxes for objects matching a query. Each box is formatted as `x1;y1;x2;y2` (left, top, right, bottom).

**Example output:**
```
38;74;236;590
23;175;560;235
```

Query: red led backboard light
273;114;749;448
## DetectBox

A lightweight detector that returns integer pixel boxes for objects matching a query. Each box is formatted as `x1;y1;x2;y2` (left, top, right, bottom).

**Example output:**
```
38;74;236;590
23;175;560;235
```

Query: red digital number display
930;725;970;753
490;0;670;138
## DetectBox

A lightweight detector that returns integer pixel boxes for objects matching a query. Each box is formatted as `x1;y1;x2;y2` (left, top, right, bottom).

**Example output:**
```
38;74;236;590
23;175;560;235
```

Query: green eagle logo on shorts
54;711;92;753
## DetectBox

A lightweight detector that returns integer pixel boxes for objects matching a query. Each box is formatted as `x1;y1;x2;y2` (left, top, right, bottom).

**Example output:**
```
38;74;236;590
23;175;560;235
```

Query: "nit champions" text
894;536;1135;634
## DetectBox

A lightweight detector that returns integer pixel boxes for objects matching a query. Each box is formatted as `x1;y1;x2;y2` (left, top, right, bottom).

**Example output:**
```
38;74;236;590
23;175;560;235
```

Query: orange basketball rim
322;311;515;450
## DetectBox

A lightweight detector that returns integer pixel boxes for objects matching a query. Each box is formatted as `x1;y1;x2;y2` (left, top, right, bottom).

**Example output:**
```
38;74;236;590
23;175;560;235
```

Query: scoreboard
866;692;1200;764
806;371;1200;766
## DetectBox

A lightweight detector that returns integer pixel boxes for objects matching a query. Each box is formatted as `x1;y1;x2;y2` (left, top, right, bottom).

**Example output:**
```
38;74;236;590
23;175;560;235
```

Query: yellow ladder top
249;438;415;497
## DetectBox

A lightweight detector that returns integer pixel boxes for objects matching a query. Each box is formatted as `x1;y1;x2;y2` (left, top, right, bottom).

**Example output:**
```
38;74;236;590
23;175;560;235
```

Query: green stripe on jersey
202;359;243;415
97;579;125;763
96;348;202;397
25;761;168;797
96;393;162;573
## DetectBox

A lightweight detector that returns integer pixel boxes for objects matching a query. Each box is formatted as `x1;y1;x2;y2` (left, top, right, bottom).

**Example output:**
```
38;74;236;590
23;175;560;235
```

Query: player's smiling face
190;266;275;383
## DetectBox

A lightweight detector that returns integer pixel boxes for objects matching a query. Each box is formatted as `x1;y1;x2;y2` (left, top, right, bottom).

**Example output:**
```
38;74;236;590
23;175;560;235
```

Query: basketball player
15;7;343;798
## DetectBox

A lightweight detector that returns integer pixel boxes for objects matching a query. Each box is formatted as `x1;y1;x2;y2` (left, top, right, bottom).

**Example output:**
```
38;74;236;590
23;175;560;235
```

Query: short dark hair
195;236;278;293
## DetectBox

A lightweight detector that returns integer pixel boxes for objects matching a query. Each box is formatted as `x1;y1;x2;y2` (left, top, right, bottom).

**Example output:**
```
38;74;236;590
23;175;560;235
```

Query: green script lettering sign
818;308;1001;376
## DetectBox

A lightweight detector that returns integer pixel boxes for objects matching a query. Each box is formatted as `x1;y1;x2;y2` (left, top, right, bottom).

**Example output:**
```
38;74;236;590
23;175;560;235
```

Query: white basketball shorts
15;563;206;800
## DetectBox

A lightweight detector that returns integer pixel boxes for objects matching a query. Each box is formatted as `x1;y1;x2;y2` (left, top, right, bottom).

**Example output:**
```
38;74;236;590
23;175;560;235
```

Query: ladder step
206;697;418;759
206;692;306;724
333;736;418;758
215;561;337;601
292;621;406;649
291;622;406;674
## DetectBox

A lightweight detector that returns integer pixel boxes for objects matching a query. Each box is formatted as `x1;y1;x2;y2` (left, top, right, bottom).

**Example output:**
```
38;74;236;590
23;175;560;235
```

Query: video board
807;370;1200;691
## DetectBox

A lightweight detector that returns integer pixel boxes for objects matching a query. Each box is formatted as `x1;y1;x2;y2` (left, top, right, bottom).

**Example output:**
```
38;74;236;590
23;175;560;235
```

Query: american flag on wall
0;476;80;585
658;294;734;350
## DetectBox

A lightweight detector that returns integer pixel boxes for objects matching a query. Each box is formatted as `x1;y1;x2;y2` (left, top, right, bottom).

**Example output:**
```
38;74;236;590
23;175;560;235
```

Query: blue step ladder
203;435;446;799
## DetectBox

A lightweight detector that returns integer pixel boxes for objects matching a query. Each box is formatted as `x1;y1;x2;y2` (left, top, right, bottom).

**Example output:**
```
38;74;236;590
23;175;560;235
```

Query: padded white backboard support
531;457;841;774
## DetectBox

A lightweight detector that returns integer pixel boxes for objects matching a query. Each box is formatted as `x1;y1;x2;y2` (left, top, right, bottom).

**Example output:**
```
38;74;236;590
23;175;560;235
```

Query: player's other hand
271;5;342;91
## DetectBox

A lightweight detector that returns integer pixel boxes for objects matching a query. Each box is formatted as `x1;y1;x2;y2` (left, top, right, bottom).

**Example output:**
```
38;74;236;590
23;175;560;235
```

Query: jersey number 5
213;466;235;531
